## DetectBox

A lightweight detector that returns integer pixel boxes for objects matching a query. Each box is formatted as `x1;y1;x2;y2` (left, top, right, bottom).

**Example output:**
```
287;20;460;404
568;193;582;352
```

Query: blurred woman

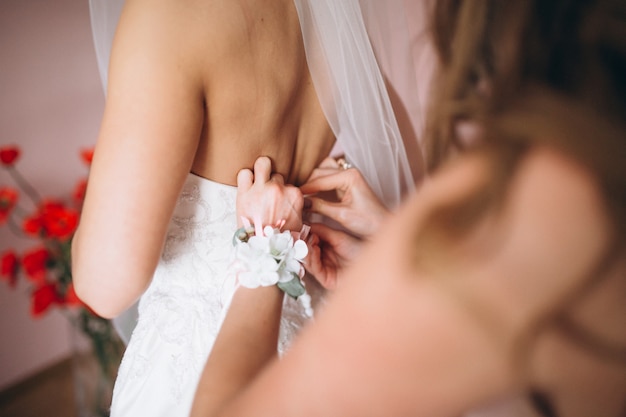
192;1;626;416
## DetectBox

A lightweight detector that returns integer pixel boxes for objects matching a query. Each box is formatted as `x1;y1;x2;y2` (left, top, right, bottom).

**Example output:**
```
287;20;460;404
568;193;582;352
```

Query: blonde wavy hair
420;0;626;376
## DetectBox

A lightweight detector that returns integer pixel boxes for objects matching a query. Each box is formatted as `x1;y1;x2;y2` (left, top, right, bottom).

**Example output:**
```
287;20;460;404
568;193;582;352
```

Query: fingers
270;172;285;185
310;223;362;266
253;156;272;183
302;157;342;184
309;223;346;246
318;157;340;169
237;155;305;232
285;185;304;212
303;233;337;290
304;197;347;225
304;237;324;279
252;157;285;187
300;169;352;196
277;185;303;231
237;168;253;192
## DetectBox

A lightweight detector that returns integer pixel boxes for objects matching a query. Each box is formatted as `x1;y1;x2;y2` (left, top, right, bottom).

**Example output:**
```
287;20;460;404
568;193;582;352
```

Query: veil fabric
89;0;124;91
359;0;437;184
293;0;415;208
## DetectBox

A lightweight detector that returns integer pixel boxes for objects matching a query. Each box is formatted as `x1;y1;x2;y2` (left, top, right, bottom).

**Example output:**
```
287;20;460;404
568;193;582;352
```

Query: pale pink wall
0;0;104;389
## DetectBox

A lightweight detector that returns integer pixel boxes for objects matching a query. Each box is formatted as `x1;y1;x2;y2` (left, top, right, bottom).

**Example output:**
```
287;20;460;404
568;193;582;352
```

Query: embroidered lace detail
111;173;320;416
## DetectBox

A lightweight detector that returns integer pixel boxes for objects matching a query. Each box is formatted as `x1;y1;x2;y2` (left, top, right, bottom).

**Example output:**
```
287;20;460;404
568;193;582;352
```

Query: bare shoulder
111;0;242;80
116;0;297;59
412;147;614;329
110;0;303;101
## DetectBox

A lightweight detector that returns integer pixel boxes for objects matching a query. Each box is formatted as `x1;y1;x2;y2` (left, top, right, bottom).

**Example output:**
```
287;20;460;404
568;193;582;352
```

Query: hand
236;156;304;232
300;157;389;238
304;223;362;290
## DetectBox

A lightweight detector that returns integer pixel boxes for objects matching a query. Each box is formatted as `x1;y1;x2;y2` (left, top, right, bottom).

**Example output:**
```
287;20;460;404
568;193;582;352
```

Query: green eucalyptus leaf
277;275;305;299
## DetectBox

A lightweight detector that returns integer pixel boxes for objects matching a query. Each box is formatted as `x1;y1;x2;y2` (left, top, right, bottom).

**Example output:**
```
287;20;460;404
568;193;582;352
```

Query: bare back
189;0;335;185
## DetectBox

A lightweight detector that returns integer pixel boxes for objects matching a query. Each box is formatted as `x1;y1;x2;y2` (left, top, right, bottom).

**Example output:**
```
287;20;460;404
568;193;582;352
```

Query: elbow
71;238;139;319
72;265;123;319
74;281;121;319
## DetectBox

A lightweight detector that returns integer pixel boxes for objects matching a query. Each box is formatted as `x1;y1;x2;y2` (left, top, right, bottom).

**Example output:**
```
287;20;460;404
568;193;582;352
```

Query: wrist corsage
232;223;313;317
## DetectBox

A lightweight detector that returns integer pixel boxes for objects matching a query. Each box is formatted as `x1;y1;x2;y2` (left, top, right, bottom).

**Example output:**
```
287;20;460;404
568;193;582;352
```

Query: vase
70;310;125;417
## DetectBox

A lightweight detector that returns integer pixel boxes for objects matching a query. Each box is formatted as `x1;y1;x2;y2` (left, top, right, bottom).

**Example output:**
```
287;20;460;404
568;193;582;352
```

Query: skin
192;148;626;417
71;0;334;318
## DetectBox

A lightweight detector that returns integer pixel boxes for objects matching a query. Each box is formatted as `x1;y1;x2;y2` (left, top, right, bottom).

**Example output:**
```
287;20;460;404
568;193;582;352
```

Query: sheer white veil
293;0;415;208
88;0;124;92
359;0;436;186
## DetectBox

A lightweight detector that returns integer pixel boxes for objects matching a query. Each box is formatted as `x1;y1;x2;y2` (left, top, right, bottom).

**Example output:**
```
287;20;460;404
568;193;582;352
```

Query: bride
72;0;421;415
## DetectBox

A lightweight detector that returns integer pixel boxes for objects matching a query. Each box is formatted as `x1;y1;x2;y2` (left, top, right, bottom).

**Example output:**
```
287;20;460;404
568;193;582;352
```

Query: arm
72;0;206;317
191;285;284;417
192;148;617;416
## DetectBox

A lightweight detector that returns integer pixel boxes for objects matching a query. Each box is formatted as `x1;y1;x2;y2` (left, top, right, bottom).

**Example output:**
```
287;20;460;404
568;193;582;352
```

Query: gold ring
336;157;352;170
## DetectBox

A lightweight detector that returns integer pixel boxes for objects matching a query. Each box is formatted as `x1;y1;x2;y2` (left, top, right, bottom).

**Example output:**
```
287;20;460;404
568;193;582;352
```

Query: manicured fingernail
303;198;312;209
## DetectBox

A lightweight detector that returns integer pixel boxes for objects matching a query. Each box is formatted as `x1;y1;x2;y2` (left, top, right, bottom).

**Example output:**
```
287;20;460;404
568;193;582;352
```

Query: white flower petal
258;271;279;286
259;256;279;272
292;240;308;259
248;235;270;252
234;227;308;291
284;258;301;275
270;232;292;254
277;270;294;283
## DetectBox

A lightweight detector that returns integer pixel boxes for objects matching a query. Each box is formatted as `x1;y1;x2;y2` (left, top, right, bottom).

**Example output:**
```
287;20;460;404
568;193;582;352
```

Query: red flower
31;283;59;317
0;251;20;288
22;247;49;283
80;148;94;165
73;178;88;203
0;187;19;224
23;200;79;240
22;216;40;236
0;146;20;166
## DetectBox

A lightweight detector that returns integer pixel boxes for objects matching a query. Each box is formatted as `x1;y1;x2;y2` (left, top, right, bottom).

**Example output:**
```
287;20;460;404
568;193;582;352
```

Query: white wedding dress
89;1;419;416
110;174;309;415
110;175;237;415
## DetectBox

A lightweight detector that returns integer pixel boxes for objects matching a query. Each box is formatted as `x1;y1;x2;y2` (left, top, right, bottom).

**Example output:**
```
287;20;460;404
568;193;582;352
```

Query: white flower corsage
232;225;313;317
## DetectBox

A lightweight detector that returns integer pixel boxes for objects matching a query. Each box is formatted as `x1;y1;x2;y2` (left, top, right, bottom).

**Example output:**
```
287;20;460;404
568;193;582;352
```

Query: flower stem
7;215;25;237
7;166;41;206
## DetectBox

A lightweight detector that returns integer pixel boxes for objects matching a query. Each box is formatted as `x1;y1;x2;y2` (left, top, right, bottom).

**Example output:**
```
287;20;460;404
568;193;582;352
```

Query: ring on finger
336;157;352;170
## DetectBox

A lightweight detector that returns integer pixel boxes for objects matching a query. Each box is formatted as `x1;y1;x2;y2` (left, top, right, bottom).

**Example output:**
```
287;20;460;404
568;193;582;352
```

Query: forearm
71;156;187;318
191;285;284;417
71;224;160;318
